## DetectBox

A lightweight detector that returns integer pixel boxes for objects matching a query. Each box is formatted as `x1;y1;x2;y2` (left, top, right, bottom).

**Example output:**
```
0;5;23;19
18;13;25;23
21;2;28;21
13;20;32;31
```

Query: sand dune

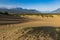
0;15;60;40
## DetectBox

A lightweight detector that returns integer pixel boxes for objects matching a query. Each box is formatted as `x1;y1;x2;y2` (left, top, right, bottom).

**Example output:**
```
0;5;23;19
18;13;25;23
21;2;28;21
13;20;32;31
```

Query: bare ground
0;15;60;40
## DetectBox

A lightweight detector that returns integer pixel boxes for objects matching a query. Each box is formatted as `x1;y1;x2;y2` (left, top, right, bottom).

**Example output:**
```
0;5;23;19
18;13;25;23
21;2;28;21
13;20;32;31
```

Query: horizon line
0;6;59;12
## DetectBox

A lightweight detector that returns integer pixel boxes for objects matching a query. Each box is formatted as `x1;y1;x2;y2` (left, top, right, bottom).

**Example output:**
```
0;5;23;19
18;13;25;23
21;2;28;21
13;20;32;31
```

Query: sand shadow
18;26;60;40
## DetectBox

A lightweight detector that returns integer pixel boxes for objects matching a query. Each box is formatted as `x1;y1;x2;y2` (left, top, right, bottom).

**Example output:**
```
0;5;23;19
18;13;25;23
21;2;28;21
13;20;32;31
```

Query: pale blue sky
0;0;60;11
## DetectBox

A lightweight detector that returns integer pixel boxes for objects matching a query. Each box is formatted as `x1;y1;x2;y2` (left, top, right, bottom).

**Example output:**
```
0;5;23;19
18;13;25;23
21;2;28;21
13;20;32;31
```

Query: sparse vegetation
11;14;55;18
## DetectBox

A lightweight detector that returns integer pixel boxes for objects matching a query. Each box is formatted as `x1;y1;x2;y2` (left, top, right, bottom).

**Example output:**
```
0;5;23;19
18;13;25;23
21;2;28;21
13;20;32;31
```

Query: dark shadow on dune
0;13;31;25
0;18;30;25
17;26;60;40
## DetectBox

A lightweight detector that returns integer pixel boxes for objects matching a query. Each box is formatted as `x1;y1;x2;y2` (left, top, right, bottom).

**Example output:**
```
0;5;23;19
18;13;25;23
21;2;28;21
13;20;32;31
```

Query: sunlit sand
0;15;60;40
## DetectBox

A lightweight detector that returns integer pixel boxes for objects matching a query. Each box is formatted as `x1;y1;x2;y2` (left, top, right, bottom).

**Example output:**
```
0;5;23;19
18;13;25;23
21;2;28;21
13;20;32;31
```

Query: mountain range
0;8;40;14
0;7;60;14
52;8;60;13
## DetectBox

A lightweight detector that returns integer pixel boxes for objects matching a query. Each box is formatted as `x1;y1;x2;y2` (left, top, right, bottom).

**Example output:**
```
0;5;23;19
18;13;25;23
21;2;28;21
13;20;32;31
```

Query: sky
0;0;60;11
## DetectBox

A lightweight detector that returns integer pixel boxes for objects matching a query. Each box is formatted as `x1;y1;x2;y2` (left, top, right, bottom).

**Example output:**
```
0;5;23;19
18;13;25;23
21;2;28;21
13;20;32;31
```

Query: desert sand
0;15;60;40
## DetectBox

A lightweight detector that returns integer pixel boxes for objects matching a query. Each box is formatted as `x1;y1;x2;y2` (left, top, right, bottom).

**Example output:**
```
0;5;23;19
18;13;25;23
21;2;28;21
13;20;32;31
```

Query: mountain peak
52;8;60;13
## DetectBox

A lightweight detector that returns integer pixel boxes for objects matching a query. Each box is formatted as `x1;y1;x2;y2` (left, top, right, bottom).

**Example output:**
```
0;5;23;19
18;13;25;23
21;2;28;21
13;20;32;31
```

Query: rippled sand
0;15;60;40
